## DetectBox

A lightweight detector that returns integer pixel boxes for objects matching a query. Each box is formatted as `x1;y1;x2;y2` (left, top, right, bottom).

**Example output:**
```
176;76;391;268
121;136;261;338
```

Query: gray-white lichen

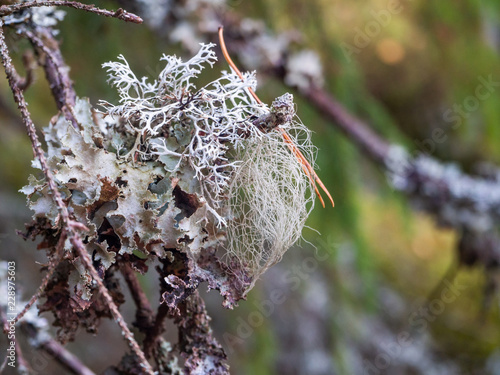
386;145;500;231
98;43;270;224
21;43;317;301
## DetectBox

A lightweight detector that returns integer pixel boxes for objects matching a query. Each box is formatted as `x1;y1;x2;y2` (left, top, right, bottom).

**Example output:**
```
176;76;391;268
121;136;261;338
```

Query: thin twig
0;20;153;375
146;303;170;360
11;51;35;91
121;264;164;359
0;1;142;24
121;264;154;321
302;85;390;165
40;338;96;375
120;264;172;360
21;320;97;375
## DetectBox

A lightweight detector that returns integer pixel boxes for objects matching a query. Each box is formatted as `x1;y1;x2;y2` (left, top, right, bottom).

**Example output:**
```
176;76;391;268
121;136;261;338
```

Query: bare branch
0;1;142;24
40;338;96;375
21;320;97;375
121;264;154;325
11;50;36;91
120;264;171;360
302;86;390;165
145;303;170;361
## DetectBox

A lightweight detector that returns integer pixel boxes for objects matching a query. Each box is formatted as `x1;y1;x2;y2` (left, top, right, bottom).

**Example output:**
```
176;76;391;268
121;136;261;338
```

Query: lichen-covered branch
300;85;500;232
0;18;154;375
174;291;229;374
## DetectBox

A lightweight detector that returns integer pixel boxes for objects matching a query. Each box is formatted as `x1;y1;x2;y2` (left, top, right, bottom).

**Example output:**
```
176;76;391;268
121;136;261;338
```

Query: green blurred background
2;0;500;374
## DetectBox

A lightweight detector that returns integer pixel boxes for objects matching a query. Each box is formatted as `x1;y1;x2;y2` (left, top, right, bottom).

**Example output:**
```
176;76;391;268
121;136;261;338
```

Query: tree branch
300;85;500;234
120;264;174;360
0;1;142;24
21;320;97;375
302;85;390;164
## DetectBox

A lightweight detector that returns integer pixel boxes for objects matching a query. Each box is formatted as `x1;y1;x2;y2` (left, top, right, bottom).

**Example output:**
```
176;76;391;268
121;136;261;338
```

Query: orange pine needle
300;161;326;208
277;128;324;206
279;129;334;207
218;27;334;208
218;27;262;105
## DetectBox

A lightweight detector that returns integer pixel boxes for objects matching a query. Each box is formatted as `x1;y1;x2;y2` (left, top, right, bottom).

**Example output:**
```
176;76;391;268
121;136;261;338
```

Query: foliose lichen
21;43;316;310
